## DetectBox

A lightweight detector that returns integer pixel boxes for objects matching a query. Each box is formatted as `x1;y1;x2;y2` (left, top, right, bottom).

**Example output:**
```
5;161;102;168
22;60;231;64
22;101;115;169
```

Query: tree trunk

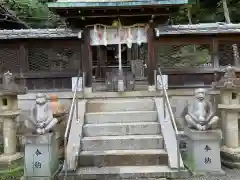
222;0;240;66
187;6;196;53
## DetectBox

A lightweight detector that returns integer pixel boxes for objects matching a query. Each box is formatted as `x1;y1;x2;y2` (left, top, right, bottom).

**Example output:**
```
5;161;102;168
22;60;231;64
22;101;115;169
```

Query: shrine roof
48;0;193;8
155;23;240;36
0;29;82;40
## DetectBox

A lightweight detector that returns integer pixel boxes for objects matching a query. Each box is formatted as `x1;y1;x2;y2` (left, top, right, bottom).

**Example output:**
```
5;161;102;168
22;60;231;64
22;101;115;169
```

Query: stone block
79;149;168;167
184;128;224;175
83;122;161;136
156;74;168;90
125;72;135;91
85;111;157;124
63;165;190;179
24;132;59;179
105;72;114;91
131;60;144;79
87;98;155;112
221;146;240;168
81;135;164;151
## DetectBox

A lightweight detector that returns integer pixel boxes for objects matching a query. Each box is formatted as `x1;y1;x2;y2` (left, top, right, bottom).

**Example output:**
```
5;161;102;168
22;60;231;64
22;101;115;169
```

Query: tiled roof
1;22;239;40
0;29;82;39
48;0;192;8
155;23;240;36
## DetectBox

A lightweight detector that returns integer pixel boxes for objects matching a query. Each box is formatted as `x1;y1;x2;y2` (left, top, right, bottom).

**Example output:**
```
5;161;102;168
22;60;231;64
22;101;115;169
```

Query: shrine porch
92;80;148;92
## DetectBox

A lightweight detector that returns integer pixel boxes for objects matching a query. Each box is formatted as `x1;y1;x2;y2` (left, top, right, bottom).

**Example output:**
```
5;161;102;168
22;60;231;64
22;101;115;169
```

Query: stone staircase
60;98;189;179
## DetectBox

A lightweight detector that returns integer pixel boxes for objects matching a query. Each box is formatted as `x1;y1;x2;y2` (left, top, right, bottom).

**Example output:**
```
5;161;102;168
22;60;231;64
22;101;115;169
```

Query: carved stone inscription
204;145;212;164
193;141;221;172
24;133;58;178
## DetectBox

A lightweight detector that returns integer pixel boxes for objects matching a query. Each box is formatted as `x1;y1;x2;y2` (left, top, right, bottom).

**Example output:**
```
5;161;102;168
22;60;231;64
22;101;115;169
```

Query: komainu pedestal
184;128;224;175
24;133;59;180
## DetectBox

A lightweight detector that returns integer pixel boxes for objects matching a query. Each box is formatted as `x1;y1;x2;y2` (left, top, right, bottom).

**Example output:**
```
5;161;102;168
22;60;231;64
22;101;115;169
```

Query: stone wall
0;89;221;150
16;89;221;131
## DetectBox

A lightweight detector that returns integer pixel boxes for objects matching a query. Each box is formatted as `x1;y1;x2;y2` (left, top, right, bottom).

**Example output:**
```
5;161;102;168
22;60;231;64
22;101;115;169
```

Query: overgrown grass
0;149;24;180
0;166;23;180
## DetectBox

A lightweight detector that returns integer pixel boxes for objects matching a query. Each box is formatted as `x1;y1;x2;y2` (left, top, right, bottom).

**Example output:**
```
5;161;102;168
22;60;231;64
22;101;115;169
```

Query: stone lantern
214;66;240;168
0;71;27;164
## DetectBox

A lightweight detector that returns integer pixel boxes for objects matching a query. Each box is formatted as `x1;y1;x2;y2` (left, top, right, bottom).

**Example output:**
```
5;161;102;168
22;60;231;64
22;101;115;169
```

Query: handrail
157;67;181;175
64;71;81;180
64;73;81;143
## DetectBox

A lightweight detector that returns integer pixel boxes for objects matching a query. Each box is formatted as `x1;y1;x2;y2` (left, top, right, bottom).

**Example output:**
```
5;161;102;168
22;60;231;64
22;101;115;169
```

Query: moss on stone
183;152;195;172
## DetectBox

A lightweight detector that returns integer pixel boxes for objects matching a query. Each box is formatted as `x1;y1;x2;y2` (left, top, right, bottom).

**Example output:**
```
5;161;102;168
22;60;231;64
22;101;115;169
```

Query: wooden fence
0;34;239;90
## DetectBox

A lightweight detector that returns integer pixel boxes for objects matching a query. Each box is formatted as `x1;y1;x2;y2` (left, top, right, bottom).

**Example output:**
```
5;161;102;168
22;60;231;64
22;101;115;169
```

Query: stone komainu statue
183;88;219;131
27;93;58;135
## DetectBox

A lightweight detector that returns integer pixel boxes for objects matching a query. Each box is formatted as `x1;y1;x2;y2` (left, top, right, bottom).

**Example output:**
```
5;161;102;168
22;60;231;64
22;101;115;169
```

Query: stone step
85;111;158;124
81;135;164;151
79;149;168;167
83;122;161;136
59;165;190;179
86;98;155;112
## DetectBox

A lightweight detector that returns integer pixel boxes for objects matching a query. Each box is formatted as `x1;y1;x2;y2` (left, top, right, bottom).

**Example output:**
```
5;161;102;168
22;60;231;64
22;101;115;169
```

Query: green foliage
167;0;240;67
1;0;240;29
172;0;240;24
3;0;64;28
216;0;240;23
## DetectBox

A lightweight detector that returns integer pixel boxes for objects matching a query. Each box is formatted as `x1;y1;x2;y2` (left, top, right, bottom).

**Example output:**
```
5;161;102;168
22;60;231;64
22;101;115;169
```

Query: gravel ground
178;167;240;180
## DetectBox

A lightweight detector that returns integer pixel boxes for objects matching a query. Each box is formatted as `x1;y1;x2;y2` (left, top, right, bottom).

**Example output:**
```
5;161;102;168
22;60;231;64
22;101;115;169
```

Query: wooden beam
25;39;81;47
160;67;217;74
155;36;212;45
82;28;92;88
56;7;175;17
11;72;77;78
63;13;169;18
155;34;240;45
66;16;168;28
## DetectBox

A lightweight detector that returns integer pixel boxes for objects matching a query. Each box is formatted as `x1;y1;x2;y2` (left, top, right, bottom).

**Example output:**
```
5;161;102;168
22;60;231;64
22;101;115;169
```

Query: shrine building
47;0;194;92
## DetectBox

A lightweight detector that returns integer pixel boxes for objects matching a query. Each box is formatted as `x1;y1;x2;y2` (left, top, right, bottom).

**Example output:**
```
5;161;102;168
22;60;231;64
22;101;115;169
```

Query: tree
222;0;240;66
165;0;240;67
2;0;65;28
172;0;240;24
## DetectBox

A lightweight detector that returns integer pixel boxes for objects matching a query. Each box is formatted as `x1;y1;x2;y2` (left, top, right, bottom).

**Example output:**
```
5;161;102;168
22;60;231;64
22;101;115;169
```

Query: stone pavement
178;167;240;180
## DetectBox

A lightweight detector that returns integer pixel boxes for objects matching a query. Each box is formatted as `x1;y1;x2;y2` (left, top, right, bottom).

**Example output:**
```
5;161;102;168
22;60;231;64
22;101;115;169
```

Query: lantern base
221;146;240;168
0;152;23;168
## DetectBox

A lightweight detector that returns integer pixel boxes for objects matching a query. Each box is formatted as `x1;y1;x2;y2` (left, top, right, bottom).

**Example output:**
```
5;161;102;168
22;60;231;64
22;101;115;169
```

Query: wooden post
96;46;106;79
96;46;101;79
83;28;92;92
127;48;131;62
79;43;83;74
101;46;107;79
19;43;28;73
147;23;156;91
19;42;28;87
212;39;219;69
